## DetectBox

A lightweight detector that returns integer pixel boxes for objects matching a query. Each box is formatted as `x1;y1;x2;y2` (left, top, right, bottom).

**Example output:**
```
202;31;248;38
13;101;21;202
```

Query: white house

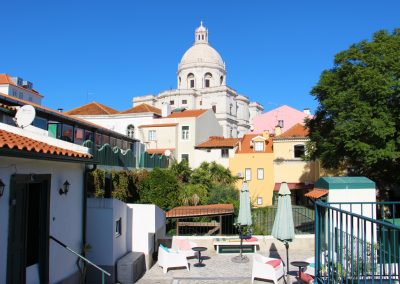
138;108;223;167
0;122;94;284
133;22;263;138
194;136;239;168
0;74;43;105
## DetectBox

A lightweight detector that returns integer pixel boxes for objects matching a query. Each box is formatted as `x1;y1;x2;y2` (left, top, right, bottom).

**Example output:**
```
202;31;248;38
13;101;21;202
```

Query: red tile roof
0;102;16;111
196;136;239;149
304;188;329;199
277;123;309;138
120;103;161;115
273;183;314;192
0;74;42;96
138;123;178;128
236;134;273;154
167;109;207;118
166;204;234;218
0;129;92;159
146;148;175;155
65;102;119;115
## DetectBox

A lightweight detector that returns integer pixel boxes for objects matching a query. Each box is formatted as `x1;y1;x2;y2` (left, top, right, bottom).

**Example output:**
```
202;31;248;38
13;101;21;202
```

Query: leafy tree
206;184;240;212
178;183;208;206
190;162;237;188
306;29;400;197
170;160;192;183
138;168;181;210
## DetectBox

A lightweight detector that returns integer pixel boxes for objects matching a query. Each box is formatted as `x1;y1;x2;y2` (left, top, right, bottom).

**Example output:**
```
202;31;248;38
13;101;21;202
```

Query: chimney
57;108;63;113
262;130;269;139
275;125;282;136
162;102;171;117
303;108;311;115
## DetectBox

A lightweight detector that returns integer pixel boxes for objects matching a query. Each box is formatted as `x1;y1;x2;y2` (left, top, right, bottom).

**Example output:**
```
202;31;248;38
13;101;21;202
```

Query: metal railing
315;201;400;283
50;236;111;284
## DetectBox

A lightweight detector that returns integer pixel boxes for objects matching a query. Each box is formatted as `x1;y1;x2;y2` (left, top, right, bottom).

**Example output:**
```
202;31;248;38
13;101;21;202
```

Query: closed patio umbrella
232;181;252;263
272;182;295;275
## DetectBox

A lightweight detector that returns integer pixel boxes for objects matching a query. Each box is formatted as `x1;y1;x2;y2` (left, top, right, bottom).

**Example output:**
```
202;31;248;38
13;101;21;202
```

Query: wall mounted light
59;180;70;195
0;179;5;197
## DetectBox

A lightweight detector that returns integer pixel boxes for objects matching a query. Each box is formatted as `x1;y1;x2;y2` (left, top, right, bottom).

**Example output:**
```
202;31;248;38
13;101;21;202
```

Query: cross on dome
195;21;208;44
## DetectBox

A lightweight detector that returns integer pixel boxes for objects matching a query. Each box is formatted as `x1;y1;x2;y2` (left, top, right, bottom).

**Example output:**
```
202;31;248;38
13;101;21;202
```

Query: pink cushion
244;237;258;242
299;272;314;282
265;259;282;268
178;239;192;250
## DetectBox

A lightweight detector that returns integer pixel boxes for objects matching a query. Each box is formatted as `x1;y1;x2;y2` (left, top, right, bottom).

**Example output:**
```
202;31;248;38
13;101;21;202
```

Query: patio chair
171;237;199;258
157;244;189;273
251;254;284;284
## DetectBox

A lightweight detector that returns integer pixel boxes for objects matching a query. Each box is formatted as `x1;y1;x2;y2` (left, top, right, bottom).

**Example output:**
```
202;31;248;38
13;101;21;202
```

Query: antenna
14;105;36;128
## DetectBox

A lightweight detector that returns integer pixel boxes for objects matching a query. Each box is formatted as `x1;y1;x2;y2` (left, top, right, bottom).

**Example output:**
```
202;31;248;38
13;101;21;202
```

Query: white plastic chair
171;237;199;258
157;245;189;273
251;254;284;284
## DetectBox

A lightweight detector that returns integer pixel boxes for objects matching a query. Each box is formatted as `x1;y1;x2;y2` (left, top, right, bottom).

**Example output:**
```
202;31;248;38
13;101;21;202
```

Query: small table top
291;261;310;268
192;246;207;252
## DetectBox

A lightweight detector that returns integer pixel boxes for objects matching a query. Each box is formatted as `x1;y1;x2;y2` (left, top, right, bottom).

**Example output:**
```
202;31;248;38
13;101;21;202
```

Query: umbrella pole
239;226;243;259
285;241;289;275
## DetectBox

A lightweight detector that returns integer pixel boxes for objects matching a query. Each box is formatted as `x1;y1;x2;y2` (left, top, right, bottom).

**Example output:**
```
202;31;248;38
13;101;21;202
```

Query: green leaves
307;28;400;194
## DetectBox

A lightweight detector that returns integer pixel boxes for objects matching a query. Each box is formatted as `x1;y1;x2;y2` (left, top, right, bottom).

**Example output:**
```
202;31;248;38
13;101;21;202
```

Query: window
204;72;212;88
278;120;284;128
188;73;195;89
115;218;122;237
85;130;93;142
102;135;110;145
110;137;116;147
212;105;216;113
148;130;156;141
220;76;224;85
190;80;195;88
200;101;202;106
32;117;47;130
221;148;229;158
19;92;23;99
294;144;305;158
61;124;73;142
74;128;84;145
181;126;189;140
254;141;264;152
257;168;264;180
95;133;102;148
182;99;187;105
257;197;263;205
229;128;233;138
181;154;189;162
126;125;135;138
245;168;251;181
28;96;33;102
170;100;174;105
229;104;233;115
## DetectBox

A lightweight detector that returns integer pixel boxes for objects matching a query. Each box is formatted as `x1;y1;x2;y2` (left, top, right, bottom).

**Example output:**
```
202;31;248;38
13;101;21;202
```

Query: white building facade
133;22;263;138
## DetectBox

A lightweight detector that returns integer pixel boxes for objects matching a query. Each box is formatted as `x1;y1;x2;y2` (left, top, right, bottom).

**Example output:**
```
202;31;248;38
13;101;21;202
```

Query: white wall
0;156;85;284
193;148;234;168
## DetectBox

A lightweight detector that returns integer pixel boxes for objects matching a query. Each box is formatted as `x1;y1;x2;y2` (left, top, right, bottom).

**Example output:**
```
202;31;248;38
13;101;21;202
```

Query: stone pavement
137;248;314;284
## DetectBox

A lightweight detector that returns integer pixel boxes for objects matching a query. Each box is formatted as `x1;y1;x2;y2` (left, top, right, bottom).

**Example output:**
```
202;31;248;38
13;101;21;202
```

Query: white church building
133;22;263;138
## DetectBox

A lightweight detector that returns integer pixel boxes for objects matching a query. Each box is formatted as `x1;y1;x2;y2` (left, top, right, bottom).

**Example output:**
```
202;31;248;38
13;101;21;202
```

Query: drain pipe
83;164;97;257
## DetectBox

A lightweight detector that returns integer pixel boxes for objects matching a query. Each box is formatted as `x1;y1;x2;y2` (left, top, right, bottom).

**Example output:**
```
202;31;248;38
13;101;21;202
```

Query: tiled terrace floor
137;248;314;284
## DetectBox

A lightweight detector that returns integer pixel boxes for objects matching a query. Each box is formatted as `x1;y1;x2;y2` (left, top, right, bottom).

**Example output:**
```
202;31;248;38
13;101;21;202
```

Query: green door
7;174;50;284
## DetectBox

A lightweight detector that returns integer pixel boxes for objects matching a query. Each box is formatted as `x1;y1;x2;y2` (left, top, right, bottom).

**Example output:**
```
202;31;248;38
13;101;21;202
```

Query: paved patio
137;247;314;284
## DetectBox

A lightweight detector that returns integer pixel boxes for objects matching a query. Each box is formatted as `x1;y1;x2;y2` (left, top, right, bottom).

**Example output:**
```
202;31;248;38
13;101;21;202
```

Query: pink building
251;105;312;134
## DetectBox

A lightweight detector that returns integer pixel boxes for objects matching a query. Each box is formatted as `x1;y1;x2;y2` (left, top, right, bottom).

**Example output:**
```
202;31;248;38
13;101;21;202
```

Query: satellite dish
164;149;171;157
14;105;36;128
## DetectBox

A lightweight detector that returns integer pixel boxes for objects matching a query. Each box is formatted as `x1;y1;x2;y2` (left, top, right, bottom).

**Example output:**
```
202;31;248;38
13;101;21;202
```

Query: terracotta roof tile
0;102;16;111
273;183;314;192
138;123;178;128
120;103;161;115
146;148;175;155
196;136;239;149
0;129;92;159
166;204;234;218
304;188;329;199
236;134;273;154
277;123;309;138
167;109;207;118
65;102;119;115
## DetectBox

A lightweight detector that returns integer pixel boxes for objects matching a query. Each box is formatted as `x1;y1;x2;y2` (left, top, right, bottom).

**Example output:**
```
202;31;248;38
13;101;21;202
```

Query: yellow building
272;123;320;204
229;131;275;207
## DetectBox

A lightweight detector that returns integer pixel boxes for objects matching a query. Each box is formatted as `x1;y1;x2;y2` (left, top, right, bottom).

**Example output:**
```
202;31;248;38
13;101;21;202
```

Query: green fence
253;205;315;235
139;152;169;169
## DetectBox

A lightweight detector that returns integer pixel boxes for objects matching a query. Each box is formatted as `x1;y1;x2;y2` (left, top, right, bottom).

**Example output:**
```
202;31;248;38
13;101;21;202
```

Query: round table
291;261;310;277
192;247;207;267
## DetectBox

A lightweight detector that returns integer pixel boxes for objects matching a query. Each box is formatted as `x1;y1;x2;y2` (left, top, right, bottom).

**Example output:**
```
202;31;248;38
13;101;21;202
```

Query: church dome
178;22;225;71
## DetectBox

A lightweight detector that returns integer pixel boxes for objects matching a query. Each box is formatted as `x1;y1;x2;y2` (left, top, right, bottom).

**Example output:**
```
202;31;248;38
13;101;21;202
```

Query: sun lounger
213;237;260;254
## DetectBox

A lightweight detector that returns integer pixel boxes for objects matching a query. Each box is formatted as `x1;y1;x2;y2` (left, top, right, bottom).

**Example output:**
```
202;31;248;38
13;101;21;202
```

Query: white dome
180;43;224;68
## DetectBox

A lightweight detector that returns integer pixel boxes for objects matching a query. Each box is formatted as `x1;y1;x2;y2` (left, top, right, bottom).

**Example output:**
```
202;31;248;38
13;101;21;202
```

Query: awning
304;188;329;199
166;204;234;218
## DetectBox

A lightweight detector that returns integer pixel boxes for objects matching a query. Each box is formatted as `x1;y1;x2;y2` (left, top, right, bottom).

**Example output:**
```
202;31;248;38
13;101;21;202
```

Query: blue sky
2;1;399;113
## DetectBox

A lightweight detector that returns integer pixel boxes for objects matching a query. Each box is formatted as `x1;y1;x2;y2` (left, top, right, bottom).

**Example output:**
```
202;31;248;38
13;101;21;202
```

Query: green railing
253;205;315;235
139;152;169;168
315;201;400;283
50;236;111;284
83;140;136;168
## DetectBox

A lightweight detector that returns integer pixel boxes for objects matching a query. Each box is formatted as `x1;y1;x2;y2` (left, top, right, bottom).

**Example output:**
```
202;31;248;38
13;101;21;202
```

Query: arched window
179;77;181;87
220;76;224;85
204;72;212;88
294;144;305;158
229;103;233;115
187;73;195;89
126;125;135;139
